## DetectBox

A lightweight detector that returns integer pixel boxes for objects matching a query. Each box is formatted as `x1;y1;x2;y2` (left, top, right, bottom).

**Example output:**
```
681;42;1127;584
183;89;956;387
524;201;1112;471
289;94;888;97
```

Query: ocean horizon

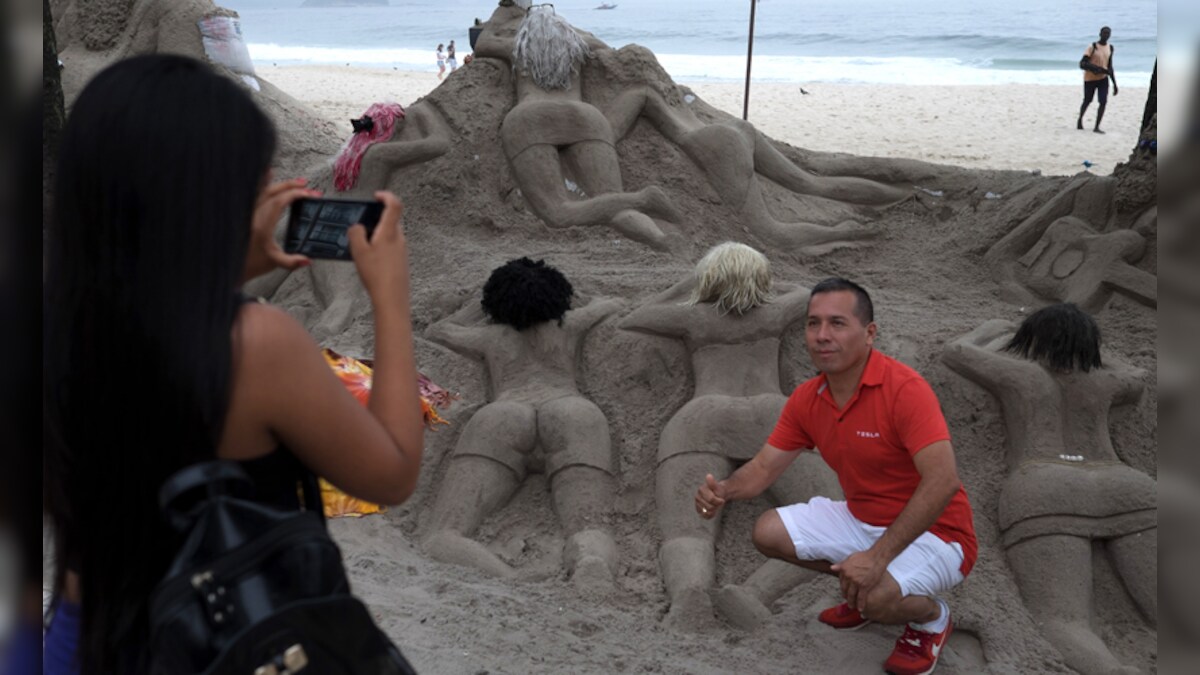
223;0;1157;86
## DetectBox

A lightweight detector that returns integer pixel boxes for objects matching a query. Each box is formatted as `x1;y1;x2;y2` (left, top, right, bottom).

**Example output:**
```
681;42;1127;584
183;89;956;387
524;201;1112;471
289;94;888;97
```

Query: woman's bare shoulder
235;301;319;368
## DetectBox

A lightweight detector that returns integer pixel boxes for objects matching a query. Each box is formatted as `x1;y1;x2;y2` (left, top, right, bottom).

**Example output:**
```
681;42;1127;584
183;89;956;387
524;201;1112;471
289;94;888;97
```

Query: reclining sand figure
620;243;841;629
473;1;681;250
985;180;1156;312
423;258;622;591
598;77;912;252
942;305;1155;675
350;102;454;192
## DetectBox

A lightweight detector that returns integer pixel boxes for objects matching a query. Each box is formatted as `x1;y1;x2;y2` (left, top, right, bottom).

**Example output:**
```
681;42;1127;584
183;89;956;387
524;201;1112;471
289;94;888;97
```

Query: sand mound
270;42;1156;673
51;0;342;179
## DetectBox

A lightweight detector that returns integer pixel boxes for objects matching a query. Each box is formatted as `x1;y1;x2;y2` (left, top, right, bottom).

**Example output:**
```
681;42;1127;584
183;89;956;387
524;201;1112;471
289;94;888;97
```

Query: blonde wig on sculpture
687;242;772;315
513;6;590;91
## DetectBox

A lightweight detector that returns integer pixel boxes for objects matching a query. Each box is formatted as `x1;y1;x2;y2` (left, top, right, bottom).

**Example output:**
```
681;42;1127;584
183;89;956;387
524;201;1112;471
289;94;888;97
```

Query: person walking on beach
436;43;446;79
447;40;458;72
1078;26;1119;133
695;278;977;675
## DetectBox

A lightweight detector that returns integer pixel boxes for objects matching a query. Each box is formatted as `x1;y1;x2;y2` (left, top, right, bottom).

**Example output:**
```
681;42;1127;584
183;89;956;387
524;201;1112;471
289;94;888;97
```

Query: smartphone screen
284;197;384;261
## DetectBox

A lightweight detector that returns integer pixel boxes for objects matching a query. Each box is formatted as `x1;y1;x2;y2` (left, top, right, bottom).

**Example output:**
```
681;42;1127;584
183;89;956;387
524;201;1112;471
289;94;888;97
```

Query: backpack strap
299;471;326;522
159;461;255;531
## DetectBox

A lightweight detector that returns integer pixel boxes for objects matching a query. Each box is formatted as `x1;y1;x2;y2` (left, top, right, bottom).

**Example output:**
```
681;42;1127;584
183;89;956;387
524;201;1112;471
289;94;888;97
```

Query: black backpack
1079;42;1113;75
147;461;416;675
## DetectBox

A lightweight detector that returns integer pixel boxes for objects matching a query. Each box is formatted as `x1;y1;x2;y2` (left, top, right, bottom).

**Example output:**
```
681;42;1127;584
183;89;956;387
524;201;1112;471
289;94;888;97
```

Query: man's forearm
721;456;775;501
868;476;958;564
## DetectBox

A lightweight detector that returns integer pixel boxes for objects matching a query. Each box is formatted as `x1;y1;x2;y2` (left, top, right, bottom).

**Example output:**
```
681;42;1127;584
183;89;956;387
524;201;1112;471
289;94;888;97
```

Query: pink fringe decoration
333;102;406;192
418;373;459;410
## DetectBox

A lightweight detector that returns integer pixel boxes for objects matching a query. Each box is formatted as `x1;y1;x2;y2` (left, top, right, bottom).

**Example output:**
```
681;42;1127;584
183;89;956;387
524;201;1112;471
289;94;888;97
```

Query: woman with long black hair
43;54;425;673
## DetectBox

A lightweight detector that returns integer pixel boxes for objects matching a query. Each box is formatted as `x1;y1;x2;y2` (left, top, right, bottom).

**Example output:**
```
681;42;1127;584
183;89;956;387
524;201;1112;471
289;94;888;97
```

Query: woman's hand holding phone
244;177;319;282
348;191;410;309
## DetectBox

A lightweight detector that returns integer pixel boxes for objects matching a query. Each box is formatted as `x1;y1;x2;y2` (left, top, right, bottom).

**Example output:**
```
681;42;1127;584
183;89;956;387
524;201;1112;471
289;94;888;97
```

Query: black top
239;445;322;514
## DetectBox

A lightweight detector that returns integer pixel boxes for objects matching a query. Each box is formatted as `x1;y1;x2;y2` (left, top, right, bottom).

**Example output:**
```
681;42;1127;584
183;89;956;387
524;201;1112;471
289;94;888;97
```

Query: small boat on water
595;3;617;9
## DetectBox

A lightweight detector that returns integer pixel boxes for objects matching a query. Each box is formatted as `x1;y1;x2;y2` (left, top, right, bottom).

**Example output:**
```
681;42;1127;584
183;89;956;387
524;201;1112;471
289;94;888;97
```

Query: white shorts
777;496;965;599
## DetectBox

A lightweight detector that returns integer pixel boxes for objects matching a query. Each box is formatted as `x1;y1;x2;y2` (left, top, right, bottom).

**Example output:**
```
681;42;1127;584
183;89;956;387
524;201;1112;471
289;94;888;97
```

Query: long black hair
1004;303;1103;372
43;54;276;673
481;257;573;330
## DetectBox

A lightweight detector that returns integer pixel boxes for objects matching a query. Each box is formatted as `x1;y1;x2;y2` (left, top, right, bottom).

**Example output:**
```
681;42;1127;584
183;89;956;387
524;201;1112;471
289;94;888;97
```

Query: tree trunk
44;0;66;227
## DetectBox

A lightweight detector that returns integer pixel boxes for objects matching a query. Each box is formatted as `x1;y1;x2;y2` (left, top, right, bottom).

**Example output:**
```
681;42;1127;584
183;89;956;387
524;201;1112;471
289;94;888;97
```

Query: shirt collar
859;349;885;387
816;349;883;405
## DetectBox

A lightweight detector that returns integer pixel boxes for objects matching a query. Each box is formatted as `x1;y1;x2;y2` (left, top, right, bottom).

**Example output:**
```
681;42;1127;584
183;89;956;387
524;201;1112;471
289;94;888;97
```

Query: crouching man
696;278;977;675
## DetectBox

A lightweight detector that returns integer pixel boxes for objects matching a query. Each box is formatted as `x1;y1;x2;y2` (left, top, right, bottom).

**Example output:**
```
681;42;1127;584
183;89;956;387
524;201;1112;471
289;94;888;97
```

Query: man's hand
831;550;888;613
695;474;727;519
1113;83;1119;96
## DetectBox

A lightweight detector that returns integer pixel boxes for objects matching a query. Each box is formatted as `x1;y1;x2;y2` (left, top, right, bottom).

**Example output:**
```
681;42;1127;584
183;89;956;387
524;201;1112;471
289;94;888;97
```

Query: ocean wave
981;57;1087;71
654;53;1150;85
247;43;1151;86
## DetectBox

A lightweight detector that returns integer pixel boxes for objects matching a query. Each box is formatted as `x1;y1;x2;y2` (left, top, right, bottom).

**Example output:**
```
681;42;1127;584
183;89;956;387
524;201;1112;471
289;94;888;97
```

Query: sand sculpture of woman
473;1;681;250
348;101;454;192
620;243;840;629
422;258;622;591
985;179;1156;312
942;304;1155;675
600;80;912;253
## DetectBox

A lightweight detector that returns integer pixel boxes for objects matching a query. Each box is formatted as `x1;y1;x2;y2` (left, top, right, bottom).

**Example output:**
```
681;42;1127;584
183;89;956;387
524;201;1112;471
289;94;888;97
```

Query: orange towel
320;348;457;517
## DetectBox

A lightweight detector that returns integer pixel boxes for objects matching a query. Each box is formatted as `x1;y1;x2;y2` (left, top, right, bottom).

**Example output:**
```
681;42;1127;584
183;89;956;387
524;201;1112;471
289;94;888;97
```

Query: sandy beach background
261;64;1148;178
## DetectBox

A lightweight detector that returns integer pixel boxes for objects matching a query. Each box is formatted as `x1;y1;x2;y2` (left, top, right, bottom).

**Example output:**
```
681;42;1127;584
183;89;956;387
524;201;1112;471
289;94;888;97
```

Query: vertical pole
743;0;756;120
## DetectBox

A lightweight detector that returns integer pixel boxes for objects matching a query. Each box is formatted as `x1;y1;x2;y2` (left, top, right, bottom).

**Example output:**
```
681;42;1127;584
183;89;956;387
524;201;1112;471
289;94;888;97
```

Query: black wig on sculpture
481;257;574;330
1005;302;1103;373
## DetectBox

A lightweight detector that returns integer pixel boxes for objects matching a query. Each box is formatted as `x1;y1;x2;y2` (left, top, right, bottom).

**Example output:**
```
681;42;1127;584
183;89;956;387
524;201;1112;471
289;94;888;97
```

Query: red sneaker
884;618;954;675
817;602;872;630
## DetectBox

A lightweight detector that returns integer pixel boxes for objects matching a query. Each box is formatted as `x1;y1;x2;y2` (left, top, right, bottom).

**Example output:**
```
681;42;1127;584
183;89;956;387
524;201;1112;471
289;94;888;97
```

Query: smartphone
284;197;384;261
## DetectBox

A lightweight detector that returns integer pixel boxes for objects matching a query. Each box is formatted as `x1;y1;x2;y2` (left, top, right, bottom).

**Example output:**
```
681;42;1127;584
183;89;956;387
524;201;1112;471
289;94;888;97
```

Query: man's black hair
807;277;874;325
481;257;574;330
1005;303;1103;372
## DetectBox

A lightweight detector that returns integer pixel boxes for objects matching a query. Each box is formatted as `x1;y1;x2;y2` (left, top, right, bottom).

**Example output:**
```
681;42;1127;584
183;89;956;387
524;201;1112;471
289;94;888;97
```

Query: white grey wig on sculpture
513;5;591;91
687;242;773;316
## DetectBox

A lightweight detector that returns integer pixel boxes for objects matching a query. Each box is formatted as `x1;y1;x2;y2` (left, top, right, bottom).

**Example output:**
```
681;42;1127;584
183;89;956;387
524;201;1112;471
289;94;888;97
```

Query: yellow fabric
320;478;385;518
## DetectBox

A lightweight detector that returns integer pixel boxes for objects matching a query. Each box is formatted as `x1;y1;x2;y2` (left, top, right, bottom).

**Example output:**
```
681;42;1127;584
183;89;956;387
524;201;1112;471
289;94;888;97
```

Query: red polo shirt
768;349;977;576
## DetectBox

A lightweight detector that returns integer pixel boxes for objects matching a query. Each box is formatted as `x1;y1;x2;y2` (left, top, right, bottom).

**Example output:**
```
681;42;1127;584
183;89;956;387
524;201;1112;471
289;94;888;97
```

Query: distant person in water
436;43;446;80
1078;26;1119;133
447;40;458;72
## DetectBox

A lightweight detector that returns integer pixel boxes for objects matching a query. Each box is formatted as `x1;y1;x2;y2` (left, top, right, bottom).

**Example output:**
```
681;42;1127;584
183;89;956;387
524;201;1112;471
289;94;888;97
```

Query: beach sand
260;64;1148;177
